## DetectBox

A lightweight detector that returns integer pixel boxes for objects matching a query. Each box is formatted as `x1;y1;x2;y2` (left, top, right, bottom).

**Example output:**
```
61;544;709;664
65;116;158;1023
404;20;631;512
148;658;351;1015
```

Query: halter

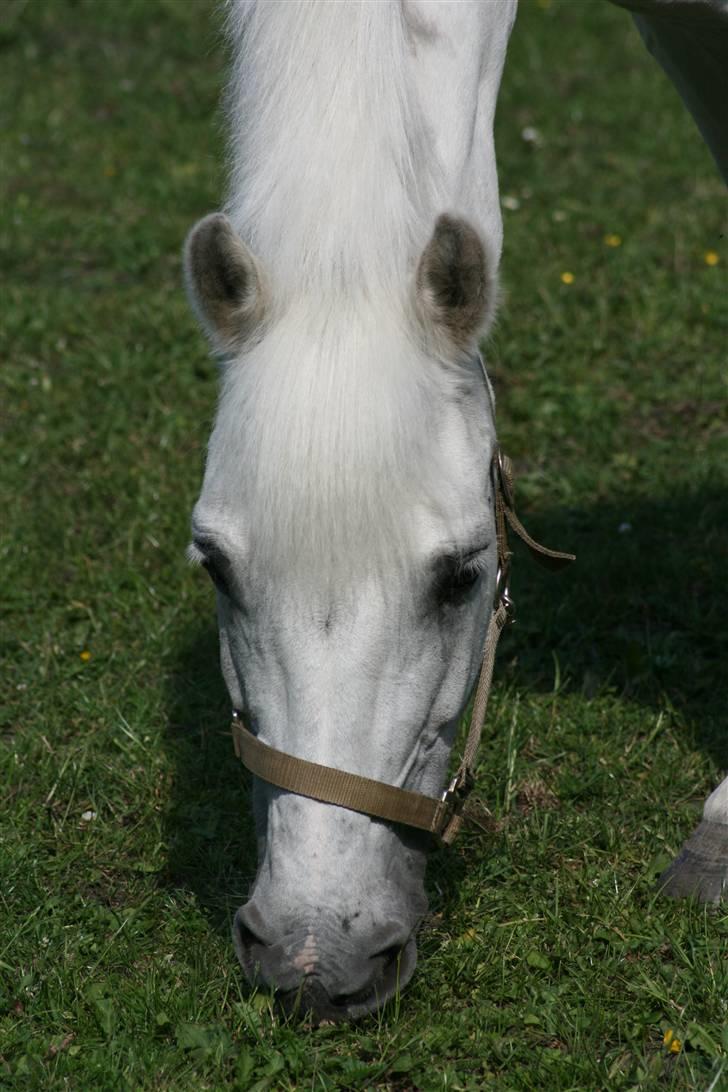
230;367;575;844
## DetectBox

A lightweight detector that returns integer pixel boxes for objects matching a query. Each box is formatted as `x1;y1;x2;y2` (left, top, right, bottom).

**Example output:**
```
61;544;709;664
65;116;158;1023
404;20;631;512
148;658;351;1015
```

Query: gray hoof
659;819;728;904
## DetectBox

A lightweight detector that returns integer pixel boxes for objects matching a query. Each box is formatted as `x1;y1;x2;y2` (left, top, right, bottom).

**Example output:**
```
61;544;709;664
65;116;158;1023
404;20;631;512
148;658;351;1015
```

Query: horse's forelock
205;298;463;590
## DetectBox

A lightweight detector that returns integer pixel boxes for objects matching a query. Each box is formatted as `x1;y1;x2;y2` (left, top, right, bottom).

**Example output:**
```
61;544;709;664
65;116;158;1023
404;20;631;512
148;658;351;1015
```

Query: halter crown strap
231;447;574;845
495;451;575;572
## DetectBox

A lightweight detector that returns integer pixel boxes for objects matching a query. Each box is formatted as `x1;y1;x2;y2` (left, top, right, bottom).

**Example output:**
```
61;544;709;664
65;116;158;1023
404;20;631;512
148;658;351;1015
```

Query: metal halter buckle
441;768;474;810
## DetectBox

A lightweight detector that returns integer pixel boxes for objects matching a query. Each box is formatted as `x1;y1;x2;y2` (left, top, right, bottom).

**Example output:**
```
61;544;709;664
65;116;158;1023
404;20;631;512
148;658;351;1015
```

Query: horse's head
184;211;498;1021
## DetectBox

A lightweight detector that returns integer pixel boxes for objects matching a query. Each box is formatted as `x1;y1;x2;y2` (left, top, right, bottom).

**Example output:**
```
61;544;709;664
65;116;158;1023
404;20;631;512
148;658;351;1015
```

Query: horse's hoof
659;819;728;904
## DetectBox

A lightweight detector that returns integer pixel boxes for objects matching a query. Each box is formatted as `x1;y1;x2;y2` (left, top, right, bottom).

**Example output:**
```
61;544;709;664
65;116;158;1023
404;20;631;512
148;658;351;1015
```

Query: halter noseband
229;446;574;845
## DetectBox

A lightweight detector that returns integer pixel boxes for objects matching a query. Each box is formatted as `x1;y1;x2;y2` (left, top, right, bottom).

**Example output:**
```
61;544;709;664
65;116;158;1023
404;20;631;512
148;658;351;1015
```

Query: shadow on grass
499;483;727;771
159;483;726;940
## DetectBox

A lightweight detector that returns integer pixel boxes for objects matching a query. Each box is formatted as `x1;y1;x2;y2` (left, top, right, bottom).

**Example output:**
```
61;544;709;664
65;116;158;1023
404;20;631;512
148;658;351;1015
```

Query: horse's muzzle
232;901;417;1022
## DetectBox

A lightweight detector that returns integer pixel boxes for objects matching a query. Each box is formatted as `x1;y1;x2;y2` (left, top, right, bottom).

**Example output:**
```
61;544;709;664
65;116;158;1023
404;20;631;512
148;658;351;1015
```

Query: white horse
184;0;728;1023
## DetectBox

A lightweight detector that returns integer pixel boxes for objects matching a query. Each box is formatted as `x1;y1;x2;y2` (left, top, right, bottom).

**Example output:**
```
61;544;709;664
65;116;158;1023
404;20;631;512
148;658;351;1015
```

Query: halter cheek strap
230;446;574;845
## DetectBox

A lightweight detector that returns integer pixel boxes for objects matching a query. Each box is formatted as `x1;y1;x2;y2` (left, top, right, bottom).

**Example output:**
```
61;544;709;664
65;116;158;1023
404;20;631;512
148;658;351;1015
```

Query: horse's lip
275;937;418;1024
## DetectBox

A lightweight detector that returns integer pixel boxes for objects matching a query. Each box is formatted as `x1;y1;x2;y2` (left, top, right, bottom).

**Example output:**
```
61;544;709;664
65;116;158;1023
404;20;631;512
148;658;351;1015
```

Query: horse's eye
433;547;488;604
452;562;482;591
190;539;233;597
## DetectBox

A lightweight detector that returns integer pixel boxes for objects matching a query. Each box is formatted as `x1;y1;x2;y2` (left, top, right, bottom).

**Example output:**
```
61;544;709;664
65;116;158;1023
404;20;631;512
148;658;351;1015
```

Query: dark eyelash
457;550;489;578
433;546;489;603
189;541;233;595
452;557;485;589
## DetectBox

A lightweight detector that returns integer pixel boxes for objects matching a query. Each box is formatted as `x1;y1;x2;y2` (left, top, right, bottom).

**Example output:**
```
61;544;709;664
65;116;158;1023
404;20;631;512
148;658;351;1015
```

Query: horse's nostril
370;943;402;967
235;919;267;950
233;904;274;970
328;940;409;1008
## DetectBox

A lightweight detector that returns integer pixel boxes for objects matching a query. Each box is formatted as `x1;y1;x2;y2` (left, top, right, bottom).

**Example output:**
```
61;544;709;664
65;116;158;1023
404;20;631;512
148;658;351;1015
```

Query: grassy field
1;0;726;1088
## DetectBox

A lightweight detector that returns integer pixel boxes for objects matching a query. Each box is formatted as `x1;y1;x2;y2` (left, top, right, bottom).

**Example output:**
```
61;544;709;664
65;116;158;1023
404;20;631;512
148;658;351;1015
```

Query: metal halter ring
494;561;515;621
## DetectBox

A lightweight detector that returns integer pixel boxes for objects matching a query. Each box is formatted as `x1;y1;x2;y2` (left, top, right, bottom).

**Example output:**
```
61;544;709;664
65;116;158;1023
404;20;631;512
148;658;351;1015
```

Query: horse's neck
224;1;515;303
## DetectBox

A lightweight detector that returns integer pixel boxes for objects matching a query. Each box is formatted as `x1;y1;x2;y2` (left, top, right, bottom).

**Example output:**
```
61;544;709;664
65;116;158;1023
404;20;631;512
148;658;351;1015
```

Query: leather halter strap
231;447;574;845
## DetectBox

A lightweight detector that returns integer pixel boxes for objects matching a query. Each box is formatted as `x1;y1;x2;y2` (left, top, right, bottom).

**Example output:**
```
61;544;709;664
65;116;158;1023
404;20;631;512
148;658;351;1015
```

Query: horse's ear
184;213;266;353
415;214;494;353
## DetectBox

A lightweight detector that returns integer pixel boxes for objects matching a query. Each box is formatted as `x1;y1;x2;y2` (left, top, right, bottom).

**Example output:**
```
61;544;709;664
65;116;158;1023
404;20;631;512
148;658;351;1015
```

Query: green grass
1;1;726;1088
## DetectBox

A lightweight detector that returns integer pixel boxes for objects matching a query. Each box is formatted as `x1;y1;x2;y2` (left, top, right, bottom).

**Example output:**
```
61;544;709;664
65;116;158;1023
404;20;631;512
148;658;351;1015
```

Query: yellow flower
663;1029;681;1053
560;271;574;285
704;250;719;266
79;650;91;662
604;233;622;247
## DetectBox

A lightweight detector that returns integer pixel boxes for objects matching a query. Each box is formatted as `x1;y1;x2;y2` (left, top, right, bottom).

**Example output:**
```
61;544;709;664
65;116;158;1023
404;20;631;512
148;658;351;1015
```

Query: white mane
223;0;444;299
204;2;499;585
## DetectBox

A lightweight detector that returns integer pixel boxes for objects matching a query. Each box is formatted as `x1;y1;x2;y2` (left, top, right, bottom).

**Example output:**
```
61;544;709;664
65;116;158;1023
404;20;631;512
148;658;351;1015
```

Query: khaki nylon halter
230;443;574;844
